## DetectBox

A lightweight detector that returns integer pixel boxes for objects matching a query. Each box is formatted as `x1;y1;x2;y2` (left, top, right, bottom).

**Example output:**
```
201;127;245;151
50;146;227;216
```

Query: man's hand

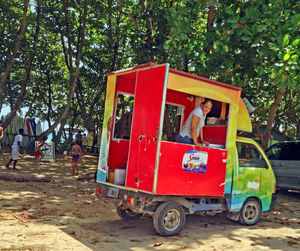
202;140;210;146
195;142;204;149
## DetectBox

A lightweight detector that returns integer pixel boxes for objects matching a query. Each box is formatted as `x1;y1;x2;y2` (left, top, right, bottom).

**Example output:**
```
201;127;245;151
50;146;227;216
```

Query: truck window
162;103;184;142
266;143;300;161
237;142;267;168
279;143;300;161
265;145;282;160
113;93;134;139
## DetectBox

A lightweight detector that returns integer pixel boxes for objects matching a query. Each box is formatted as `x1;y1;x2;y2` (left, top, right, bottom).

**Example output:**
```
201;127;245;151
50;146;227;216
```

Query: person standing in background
87;130;94;153
76;130;82;147
81;133;87;152
69;140;82;176
5;128;24;170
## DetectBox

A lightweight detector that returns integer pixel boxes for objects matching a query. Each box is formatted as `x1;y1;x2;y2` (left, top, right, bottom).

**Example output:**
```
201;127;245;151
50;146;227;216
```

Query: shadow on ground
0;149;299;250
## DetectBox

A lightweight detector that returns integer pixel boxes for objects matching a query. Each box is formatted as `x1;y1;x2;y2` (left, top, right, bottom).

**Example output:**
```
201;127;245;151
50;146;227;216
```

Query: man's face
202;103;212;115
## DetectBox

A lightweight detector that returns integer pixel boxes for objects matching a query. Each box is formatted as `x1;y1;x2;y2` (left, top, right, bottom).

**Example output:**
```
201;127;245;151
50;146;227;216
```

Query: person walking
5;128;24;170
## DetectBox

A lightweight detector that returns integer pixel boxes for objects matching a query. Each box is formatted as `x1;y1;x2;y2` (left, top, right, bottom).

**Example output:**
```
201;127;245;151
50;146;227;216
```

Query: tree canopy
0;0;299;147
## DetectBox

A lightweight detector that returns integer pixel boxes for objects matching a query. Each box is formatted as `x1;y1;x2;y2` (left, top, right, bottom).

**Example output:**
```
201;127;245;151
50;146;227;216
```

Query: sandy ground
0;149;299;251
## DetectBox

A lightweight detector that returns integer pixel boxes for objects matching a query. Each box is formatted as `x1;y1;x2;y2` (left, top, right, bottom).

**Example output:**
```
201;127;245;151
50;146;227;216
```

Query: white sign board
35;141;55;162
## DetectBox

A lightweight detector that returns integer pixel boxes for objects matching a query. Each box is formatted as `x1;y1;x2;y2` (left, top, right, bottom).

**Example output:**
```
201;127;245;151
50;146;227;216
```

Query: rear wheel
238;198;261;225
153;201;186;236
116;206;142;220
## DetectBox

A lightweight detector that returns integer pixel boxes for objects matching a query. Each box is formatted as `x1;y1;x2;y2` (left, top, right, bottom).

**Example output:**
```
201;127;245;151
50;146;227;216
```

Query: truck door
126;65;168;192
233;142;271;198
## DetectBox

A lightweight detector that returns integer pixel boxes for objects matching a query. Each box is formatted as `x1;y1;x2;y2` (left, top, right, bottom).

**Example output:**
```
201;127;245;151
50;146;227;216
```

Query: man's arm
0;128;3;140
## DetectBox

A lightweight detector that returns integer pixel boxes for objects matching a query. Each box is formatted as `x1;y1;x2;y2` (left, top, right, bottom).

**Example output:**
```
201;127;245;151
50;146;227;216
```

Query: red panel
165;89;195;121
156;141;227;196
108;139;130;170
117;76;136;94
126;66;166;192
203;126;227;145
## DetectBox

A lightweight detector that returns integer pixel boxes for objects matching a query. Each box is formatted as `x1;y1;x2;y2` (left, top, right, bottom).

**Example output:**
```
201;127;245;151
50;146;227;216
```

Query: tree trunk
207;0;215;32
0;171;53;182
3;0;41;129
297;119;300;139
205;0;215;55
75;80;90;128
183;54;189;72
0;0;29;113
261;87;286;150
42;0;87;144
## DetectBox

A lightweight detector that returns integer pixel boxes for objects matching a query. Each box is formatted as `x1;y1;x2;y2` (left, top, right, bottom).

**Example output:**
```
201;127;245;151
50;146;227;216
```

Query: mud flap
226;211;240;221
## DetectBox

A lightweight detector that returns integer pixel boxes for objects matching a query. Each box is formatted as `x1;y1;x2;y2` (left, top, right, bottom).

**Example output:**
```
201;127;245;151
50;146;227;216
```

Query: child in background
70;140;82;175
34;135;50;165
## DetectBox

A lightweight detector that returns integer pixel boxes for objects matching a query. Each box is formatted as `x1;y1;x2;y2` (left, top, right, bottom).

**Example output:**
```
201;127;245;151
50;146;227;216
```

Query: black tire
238;198;261;226
116;206;142;220
153;201;186;236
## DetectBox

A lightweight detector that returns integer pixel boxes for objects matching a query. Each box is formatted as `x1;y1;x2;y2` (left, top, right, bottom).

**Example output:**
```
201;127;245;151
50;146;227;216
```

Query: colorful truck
96;63;276;236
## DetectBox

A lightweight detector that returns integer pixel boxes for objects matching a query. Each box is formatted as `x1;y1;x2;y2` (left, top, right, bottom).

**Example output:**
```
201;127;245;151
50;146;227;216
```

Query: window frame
112;91;135;140
162;102;185;142
237;142;267;169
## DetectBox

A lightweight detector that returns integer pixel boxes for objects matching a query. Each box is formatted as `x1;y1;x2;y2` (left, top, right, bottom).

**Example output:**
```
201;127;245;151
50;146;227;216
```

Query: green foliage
0;0;299;139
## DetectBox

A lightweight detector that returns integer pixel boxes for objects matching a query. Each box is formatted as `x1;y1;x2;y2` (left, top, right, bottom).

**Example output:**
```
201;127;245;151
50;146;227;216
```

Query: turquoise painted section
229;194;272;212
97;168;106;182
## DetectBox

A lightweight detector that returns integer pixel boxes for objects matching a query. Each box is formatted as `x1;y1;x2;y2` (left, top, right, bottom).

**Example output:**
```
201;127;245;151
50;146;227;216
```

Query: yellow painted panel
168;73;241;105
98;74;117;171
237;98;252;132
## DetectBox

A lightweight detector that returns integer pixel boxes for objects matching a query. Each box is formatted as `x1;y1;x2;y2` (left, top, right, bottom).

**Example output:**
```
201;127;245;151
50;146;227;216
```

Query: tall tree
0;0;29;114
41;0;88;144
3;0;41;129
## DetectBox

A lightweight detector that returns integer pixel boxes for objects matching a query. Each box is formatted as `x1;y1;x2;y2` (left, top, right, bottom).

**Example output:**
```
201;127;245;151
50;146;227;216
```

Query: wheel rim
243;203;258;223
163;209;181;231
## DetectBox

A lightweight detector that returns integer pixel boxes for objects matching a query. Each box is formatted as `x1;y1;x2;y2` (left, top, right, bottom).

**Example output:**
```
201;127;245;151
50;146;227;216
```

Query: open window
113;93;134;140
162;103;184;142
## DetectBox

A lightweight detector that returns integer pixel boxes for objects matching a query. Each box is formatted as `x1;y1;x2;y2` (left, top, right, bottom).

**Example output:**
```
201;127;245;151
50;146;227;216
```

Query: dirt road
0;151;299;251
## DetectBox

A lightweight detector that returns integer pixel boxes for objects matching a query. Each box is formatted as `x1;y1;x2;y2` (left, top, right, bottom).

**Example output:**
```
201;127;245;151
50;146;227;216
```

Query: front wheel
239;198;261;225
116;206;142;220
153;201;186;236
